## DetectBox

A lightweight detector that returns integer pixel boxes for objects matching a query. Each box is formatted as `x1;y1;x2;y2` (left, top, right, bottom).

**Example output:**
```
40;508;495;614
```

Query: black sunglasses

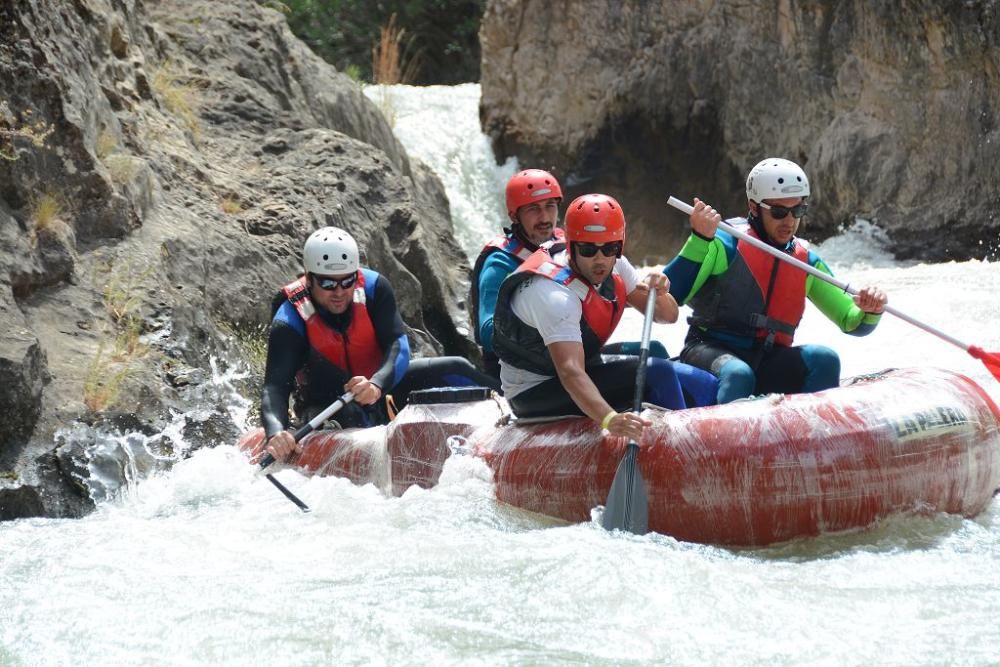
575;241;622;258
313;273;357;290
760;202;808;220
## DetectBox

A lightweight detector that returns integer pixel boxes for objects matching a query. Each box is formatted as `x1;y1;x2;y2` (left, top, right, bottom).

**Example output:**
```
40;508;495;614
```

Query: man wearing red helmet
470;169;566;379
492;194;717;440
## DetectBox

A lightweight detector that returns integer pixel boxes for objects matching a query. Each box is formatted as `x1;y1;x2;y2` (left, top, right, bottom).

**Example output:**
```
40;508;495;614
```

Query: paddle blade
969;346;1000;381
601;442;649;534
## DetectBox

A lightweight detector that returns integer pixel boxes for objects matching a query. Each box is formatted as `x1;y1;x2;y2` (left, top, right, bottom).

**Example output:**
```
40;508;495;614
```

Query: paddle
601;286;656;534
667;196;1000;382
258;391;356;512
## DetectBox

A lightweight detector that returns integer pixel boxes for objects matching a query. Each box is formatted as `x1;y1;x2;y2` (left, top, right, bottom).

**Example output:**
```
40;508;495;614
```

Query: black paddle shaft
256;391;355;512
601;286;657;534
632;339;651;413
258;392;355;469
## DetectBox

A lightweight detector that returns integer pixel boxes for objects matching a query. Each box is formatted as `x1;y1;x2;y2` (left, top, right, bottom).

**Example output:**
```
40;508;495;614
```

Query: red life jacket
282;273;383;379
740;228;809;346
483;234;535;261
687;223;810;347
520;251;627;343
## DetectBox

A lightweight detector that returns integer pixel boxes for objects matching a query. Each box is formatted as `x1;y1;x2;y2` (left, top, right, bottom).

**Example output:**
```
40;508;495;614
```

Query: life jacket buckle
763;329;776;352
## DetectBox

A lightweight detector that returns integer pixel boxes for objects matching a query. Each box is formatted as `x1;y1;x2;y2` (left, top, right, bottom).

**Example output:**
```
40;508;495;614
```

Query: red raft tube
238;368;1000;546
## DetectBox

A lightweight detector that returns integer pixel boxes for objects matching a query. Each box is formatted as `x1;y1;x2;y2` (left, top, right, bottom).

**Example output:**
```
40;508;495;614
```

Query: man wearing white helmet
256;227;497;463
663;158;888;403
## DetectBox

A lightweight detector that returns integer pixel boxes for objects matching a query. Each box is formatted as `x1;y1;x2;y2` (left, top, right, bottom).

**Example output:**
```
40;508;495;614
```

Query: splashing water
364;83;519;259
2;85;999;666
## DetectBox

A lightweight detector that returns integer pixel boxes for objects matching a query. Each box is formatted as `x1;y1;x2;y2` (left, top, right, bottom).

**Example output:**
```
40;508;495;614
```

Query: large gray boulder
480;0;1000;263
0;285;48;455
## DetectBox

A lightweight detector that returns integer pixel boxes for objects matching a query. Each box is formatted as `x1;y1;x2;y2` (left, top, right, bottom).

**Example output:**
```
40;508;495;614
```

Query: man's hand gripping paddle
257;392;356;513
667;196;1000;382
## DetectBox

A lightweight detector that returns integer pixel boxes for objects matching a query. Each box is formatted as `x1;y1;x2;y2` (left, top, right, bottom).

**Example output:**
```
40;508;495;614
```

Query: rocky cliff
0;0;473;519
480;0;1000;264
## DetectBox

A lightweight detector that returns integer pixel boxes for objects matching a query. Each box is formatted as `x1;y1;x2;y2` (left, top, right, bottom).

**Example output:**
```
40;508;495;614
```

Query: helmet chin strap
567;246;585;281
511;223;541;251
748;205;787;249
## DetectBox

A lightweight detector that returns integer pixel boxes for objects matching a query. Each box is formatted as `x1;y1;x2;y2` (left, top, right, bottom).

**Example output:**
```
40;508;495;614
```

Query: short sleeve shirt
500;250;641;398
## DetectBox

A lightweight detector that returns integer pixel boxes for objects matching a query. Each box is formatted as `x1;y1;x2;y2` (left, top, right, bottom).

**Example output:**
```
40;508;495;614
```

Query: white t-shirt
500;250;641;399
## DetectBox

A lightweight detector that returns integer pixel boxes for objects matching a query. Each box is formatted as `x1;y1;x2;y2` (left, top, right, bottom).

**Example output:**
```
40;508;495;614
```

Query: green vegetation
104;154;141;184
82;260;156;412
275;0;483;85
113;315;147;360
95;129;117;159
258;0;290;12
343;63;363;82
83;344;134;412
220;319;270;423
95;128;142;184
98;261;150;325
30;192;64;232
151;63;202;138
222;320;270;383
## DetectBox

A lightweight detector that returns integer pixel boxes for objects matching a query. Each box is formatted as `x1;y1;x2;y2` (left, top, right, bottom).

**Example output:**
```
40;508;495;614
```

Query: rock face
0;0;474;519
480;0;1000;264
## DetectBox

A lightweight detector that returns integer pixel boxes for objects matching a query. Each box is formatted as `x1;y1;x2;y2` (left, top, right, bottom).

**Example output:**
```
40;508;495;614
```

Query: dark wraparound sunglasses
575;241;623;258
760;202;808;220
313;273;357;290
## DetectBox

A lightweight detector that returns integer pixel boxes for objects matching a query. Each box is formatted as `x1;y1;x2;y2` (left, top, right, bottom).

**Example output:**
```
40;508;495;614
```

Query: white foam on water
364;83;519;260
2;85;999;666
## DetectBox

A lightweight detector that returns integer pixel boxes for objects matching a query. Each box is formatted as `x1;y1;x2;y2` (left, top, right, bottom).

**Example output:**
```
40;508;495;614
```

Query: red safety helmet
564;194;626;253
505;169;563;221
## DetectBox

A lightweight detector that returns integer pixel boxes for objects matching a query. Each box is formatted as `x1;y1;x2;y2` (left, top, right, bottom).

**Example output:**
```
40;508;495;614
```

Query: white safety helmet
302;226;359;275
745;158;810;202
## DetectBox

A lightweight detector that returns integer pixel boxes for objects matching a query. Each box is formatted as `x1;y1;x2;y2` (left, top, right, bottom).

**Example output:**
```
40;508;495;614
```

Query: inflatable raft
239;367;1000;546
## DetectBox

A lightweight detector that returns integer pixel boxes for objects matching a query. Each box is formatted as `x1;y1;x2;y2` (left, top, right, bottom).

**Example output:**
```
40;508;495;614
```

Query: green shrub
31;192;64;232
343;63;363;82
281;0;483;85
83;344;134;412
220;195;244;215
104;154;141;184
151;64;202;137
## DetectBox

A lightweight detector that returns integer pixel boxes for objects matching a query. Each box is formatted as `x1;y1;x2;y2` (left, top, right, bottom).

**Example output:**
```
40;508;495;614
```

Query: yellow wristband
600;410;617;431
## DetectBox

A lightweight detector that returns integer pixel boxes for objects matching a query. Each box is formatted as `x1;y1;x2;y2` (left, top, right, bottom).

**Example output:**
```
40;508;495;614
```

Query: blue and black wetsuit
470;232;542;378
261;270;409;432
262;271;499;433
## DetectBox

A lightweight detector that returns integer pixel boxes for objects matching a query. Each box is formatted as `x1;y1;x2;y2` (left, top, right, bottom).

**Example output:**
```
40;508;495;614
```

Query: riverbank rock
0;0;473;519
480;0;1000;264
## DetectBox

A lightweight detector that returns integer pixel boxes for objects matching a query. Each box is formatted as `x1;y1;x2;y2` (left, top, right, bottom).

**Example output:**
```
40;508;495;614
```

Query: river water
2;84;999;666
